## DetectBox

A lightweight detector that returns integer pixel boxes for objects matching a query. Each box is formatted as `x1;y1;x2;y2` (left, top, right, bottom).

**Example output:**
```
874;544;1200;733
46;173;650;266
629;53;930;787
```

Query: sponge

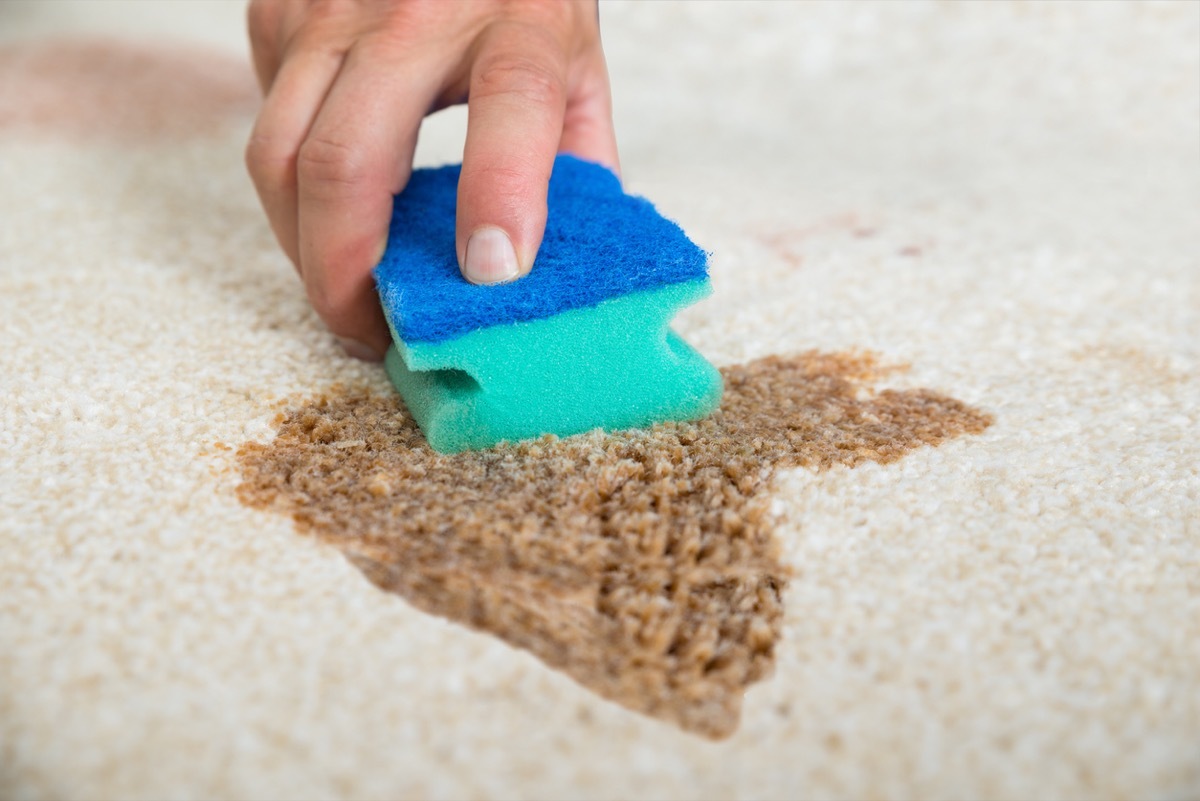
374;154;722;453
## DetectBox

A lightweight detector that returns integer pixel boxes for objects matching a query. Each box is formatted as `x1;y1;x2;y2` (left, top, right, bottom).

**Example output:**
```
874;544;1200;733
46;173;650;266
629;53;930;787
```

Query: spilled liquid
0;41;993;738
236;352;992;738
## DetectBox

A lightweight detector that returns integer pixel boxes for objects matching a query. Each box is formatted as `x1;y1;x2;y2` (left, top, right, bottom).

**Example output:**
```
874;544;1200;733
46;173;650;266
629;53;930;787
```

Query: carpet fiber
236;352;990;740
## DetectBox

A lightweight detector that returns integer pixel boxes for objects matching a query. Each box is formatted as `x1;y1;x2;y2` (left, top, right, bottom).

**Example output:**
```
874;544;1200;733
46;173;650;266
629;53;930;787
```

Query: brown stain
0;40;258;141
235;352;992;739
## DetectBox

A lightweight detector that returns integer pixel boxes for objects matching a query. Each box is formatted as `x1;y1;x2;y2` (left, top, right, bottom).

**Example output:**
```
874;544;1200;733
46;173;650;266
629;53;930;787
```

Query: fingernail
463;227;520;284
337;337;383;363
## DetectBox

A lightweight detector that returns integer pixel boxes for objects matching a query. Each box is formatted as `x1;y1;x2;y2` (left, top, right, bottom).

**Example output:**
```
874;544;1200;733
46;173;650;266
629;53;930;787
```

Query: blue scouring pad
374;154;722;453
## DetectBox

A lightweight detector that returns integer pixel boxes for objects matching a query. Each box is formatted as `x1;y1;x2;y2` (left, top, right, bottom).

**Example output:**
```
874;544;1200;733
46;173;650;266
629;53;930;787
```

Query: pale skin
244;0;620;361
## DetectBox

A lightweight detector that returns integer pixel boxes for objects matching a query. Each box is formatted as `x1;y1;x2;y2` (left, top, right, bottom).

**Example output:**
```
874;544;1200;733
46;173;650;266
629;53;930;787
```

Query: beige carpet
2;2;1198;799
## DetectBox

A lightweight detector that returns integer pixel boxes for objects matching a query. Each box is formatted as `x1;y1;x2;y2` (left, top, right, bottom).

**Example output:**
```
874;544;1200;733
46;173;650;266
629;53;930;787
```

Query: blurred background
2;3;1197;800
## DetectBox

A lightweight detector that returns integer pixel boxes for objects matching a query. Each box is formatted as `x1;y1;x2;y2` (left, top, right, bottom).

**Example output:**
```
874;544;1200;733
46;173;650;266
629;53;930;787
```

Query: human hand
244;0;619;360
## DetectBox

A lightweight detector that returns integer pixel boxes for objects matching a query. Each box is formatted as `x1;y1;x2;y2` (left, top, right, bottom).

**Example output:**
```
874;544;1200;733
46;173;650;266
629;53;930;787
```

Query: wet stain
0;40;257;141
235;352;992;739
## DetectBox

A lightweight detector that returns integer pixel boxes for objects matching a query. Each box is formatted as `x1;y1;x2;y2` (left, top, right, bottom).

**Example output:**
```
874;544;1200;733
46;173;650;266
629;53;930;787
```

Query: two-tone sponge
373;155;722;453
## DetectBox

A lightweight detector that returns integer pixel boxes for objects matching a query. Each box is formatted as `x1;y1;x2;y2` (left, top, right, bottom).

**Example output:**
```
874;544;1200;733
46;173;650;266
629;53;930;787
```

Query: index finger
456;21;569;284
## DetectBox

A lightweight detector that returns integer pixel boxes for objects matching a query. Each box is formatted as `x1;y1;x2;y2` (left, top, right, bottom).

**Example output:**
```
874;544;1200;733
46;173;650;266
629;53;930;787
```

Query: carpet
1;2;1197;799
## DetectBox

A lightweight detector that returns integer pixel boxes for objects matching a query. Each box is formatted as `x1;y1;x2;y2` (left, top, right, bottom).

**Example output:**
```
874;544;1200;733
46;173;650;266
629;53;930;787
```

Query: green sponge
374;155;723;453
383;279;722;453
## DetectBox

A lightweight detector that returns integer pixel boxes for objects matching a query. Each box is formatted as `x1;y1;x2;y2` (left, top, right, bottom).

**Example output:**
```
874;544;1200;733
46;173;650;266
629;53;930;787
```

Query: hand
244;0;619;360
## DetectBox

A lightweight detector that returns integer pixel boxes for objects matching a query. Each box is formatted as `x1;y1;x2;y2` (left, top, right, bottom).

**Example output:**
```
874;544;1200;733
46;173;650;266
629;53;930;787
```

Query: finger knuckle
475;54;565;108
285;2;356;62
246;0;275;44
244;133;293;184
297;134;370;191
303;0;350;28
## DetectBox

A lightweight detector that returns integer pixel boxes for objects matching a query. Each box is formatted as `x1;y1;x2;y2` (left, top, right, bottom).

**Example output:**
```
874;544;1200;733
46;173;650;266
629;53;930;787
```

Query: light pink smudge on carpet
0;40;258;141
